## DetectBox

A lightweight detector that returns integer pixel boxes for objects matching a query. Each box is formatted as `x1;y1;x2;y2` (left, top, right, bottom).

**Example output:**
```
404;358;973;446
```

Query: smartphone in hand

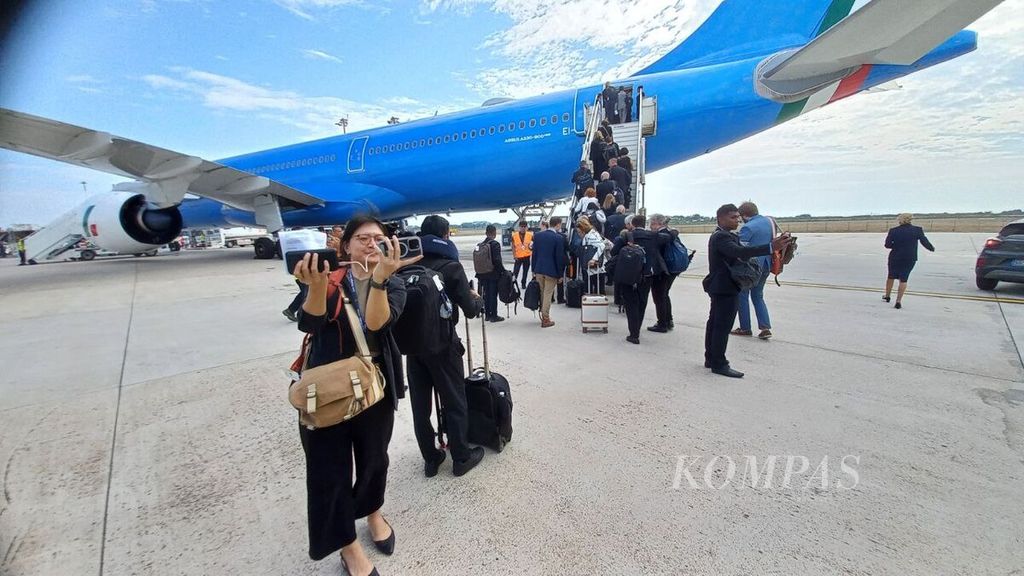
285;249;339;274
377;236;423;259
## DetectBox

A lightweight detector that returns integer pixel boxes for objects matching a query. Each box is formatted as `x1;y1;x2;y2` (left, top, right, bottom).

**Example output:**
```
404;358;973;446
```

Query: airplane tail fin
632;0;862;76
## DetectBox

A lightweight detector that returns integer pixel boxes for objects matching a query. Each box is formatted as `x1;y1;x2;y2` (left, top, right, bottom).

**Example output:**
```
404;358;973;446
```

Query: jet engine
83;192;183;252
24;191;183;261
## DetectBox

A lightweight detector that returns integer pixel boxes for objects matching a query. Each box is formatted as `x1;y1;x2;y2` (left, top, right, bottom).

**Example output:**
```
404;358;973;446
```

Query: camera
377;236;423;259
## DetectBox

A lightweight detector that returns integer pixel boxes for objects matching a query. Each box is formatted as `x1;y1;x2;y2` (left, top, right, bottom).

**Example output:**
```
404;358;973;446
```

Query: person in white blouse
576;216;607;295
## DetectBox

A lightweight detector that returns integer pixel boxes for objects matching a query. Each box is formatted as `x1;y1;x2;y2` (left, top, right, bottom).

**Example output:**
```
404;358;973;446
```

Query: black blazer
885;224;934;262
703;227;771;295
297;272;408;409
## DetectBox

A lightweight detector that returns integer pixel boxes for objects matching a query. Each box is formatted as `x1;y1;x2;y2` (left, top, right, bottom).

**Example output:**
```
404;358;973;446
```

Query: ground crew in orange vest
510;220;533;289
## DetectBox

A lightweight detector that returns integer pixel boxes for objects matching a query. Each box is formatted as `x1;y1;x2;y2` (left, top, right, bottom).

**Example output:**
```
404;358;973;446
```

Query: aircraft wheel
254;238;276;260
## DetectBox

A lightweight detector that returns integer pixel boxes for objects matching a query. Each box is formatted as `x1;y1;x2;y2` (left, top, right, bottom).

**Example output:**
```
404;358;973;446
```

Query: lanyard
345;273;368;333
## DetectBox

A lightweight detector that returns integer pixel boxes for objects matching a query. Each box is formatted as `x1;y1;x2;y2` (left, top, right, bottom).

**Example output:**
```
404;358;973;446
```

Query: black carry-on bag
464;314;513;452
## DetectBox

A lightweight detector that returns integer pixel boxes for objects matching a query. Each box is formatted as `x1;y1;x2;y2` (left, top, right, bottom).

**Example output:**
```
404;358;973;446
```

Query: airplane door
572;88;594;135
347;136;368;173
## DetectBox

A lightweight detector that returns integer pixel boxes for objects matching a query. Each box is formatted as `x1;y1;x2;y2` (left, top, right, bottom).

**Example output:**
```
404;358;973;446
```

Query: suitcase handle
464;314;491;379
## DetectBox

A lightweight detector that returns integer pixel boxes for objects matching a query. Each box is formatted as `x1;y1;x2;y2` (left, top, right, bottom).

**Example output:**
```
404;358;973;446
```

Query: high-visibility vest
511;230;533;259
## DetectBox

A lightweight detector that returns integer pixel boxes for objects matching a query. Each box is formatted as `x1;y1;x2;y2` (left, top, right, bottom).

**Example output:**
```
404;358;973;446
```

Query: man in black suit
608;158;630;203
596;172;616;207
611;214;668;344
703;204;792;377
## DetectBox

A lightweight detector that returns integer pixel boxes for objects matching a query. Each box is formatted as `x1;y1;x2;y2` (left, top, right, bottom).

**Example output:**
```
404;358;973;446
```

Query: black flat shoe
453;447;485;477
424;450;446;478
647;324;668;333
372;519;395;556
626;335;640;344
711;366;744;378
882;296;891;303
894;302;902;309
704;361;712;368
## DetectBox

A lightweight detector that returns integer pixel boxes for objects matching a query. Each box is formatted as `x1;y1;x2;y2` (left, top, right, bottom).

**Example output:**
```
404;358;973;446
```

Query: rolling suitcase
581;294;609;333
464;315;513;452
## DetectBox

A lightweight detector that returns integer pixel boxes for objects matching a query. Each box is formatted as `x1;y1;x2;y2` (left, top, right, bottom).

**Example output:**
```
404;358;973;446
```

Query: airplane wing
761;0;1003;83
0;108;323;211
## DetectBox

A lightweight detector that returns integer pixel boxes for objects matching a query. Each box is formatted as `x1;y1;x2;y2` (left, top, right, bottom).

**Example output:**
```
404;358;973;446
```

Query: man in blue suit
531;216;568;328
734;201;775;339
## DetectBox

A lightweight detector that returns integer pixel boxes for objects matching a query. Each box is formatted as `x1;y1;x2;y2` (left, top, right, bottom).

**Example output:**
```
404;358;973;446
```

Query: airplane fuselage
177;31;976;229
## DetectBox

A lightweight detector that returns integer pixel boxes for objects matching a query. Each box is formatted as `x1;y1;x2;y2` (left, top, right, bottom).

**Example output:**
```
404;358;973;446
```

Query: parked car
976;218;1024;290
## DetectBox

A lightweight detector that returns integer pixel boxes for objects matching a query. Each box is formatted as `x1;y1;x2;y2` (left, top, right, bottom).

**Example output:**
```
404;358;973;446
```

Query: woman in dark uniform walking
883;213;935;309
293;215;420;576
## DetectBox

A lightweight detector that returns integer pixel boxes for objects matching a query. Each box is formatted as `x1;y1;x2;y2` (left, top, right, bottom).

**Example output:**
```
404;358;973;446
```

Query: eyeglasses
352;234;387;245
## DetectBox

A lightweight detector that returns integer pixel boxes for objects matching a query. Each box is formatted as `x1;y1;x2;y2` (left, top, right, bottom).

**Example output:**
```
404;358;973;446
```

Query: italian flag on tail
775;0;873;124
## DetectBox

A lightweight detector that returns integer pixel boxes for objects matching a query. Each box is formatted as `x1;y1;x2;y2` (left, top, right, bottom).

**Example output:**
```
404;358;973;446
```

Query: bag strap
329;269;371;359
343;297;372;358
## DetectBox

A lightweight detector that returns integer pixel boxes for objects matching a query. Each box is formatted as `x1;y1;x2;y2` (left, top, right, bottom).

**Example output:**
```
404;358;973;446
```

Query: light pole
80;181;87;194
335;116;349;134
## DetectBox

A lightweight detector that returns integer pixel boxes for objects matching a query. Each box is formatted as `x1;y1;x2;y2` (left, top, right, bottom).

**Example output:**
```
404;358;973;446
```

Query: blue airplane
0;0;1004;260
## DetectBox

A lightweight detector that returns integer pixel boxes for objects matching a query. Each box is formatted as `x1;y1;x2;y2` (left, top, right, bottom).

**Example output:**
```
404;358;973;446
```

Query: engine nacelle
82;192;183;253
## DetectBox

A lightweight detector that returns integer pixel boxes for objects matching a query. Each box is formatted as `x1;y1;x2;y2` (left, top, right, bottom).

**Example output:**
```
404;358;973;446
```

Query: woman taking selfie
293;215;420;576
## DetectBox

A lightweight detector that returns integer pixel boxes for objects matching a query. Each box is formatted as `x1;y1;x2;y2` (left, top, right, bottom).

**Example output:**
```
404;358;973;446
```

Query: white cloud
139;68;463;139
274;0;370;20
301;49;343;63
424;0;716;96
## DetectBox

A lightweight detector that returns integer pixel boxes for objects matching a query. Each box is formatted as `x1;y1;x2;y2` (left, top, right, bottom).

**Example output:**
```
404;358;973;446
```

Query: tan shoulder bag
288;273;386;429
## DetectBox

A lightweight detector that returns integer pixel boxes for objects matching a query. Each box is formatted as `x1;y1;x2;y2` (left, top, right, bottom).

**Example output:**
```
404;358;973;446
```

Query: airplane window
461;131;468;140
411;140;417;148
419;139;425;147
551;115;558;124
368;149;373;156
489;127;495;135
470;130;476;138
539;117;546;126
532;118;539;127
498;125;505;133
518;120;526;129
403;142;409;150
562;113;570;122
427;138;433;146
389;144;395;152
452;133;459;141
444;135;450;143
508;122;515;131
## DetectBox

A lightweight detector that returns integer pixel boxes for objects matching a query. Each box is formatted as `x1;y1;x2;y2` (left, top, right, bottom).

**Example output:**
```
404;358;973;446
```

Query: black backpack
613;233;646;286
391;265;453;356
497;269;520;314
574;170;593;191
523;279;541;311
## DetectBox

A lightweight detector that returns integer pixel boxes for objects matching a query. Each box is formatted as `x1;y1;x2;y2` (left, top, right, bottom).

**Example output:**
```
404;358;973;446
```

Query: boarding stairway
577;89;656;214
23;205;86;262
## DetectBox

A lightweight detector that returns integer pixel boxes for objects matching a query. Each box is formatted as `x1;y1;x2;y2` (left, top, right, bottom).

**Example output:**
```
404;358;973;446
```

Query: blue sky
0;0;1021;227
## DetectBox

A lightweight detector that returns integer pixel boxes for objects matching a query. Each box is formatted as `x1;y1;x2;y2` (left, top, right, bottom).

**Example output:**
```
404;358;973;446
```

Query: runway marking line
679;275;1024;305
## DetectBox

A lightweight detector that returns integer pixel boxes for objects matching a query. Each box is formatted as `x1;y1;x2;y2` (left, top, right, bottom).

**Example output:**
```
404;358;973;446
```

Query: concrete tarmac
0;232;1021;575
